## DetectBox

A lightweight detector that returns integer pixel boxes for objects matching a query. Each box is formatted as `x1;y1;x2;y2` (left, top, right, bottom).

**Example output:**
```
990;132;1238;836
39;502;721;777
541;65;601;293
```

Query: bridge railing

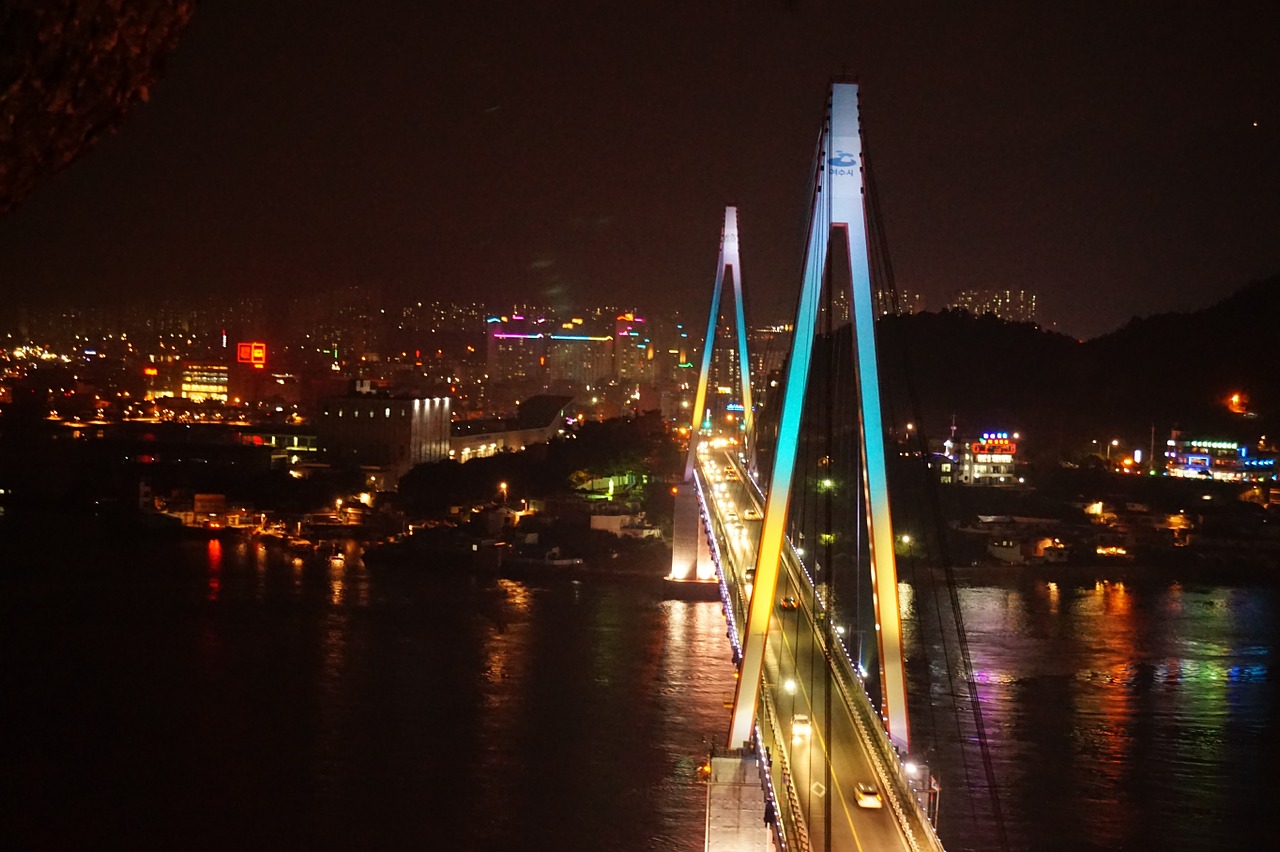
786;543;947;852
696;470;821;851
697;457;946;851
758;677;810;852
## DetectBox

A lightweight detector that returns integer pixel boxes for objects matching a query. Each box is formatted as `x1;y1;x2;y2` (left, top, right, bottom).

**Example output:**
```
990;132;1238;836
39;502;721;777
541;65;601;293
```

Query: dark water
3;536;736;850
912;572;1280;852
4;535;1278;851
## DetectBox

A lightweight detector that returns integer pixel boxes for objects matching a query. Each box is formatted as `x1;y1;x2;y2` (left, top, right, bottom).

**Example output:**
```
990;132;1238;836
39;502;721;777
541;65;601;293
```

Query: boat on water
1091;532;1137;562
987;536;1070;565
256;523;289;544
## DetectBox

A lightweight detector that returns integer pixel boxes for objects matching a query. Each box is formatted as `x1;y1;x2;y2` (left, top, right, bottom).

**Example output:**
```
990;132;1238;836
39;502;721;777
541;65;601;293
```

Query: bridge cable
822;233;843;852
863;147;1012;852
864;154;994;843
861;163;965;812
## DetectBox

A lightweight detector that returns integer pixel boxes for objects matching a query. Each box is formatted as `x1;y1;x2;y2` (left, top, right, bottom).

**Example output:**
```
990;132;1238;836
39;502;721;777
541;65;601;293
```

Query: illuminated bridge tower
685;205;754;478
728;82;910;751
668;206;755;589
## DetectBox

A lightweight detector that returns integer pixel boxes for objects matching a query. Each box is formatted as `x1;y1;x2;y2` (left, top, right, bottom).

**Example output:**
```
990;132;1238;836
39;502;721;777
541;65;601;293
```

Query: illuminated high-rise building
614;312;651;382
486;313;548;383
486;312;613;392
875;289;925;316
178;363;228;403
948;289;1038;323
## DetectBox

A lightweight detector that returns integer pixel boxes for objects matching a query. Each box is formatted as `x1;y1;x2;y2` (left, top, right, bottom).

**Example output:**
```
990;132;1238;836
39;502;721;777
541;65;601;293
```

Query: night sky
1;1;1276;339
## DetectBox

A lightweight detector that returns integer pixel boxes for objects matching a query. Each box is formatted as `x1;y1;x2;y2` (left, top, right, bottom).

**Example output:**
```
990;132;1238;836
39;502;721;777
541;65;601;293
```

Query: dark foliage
0;1;196;215
397;413;680;516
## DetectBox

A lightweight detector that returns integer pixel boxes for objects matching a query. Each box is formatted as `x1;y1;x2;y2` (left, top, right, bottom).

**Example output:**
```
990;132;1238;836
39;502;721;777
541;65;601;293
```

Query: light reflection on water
4;537;737;850
464;575;737;850
917;573;1280;852
12;534;1275;851
206;538;222;601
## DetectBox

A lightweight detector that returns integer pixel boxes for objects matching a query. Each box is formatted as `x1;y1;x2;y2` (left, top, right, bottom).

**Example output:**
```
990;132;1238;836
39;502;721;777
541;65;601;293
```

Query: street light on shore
499;482;508;504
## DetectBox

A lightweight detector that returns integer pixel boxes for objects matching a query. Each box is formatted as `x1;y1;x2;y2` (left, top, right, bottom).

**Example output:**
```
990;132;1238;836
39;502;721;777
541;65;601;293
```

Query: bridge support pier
665;485;720;598
670;487;709;581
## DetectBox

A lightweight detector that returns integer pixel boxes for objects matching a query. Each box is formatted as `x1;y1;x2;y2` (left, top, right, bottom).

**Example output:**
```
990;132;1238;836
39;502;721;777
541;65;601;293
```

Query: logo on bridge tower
829;150;859;175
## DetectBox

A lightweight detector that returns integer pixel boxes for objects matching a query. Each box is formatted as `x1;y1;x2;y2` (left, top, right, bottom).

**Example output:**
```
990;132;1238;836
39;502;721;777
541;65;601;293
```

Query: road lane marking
778;623;868;851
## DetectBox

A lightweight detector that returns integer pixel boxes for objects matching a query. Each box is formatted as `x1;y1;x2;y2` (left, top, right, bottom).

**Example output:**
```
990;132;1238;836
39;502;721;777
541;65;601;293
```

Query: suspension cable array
863;127;1011;852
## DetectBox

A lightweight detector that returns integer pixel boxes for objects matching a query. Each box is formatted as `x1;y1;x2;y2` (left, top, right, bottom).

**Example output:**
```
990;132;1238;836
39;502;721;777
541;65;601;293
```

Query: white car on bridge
854;782;883;809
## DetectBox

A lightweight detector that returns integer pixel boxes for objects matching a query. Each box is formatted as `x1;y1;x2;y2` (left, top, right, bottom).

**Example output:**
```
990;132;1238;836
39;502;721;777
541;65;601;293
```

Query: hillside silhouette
877;274;1279;462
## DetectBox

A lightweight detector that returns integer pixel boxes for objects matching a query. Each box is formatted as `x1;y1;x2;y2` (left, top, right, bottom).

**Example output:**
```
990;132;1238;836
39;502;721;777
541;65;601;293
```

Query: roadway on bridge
700;446;912;852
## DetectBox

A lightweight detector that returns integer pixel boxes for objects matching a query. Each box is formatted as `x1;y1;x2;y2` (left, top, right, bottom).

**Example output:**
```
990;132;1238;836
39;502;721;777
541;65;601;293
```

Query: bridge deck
696;447;944;852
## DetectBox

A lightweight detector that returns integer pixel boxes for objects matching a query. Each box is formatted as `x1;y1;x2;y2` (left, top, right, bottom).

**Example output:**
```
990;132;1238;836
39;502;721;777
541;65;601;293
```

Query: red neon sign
972;441;1017;455
237;341;267;366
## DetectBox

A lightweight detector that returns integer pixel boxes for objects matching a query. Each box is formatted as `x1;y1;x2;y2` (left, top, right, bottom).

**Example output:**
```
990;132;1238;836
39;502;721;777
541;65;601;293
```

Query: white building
956;431;1019;487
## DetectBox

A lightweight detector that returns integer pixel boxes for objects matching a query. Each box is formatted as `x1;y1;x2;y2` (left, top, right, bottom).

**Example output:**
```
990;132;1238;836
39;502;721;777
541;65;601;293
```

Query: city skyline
3;36;1279;850
0;2;1277;339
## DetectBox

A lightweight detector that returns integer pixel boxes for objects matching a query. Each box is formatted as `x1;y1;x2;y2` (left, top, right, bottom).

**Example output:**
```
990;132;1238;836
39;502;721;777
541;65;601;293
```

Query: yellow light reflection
329;555;345;606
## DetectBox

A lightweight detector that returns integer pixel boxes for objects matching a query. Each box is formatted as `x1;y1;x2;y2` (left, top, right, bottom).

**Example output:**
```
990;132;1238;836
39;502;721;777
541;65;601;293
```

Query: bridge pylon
682;206;754;483
727;82;910;753
668;206;755;588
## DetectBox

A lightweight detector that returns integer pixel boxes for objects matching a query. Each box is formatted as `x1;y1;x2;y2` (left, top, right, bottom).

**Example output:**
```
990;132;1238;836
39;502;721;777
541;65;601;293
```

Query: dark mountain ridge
877;274;1279;463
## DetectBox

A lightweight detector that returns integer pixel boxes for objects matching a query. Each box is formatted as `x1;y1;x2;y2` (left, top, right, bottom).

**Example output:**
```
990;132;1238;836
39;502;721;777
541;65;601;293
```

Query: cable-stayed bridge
668;82;971;852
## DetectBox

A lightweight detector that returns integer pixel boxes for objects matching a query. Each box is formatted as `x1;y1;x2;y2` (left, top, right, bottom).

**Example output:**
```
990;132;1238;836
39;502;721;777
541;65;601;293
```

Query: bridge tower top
727;82;910;751
683;205;755;482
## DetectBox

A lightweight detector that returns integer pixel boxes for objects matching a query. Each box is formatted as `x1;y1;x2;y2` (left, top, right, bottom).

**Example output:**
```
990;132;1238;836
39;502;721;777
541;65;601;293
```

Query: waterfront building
1165;434;1277;482
448;394;571;463
315;394;451;484
955;431;1020;486
178;363;228;403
